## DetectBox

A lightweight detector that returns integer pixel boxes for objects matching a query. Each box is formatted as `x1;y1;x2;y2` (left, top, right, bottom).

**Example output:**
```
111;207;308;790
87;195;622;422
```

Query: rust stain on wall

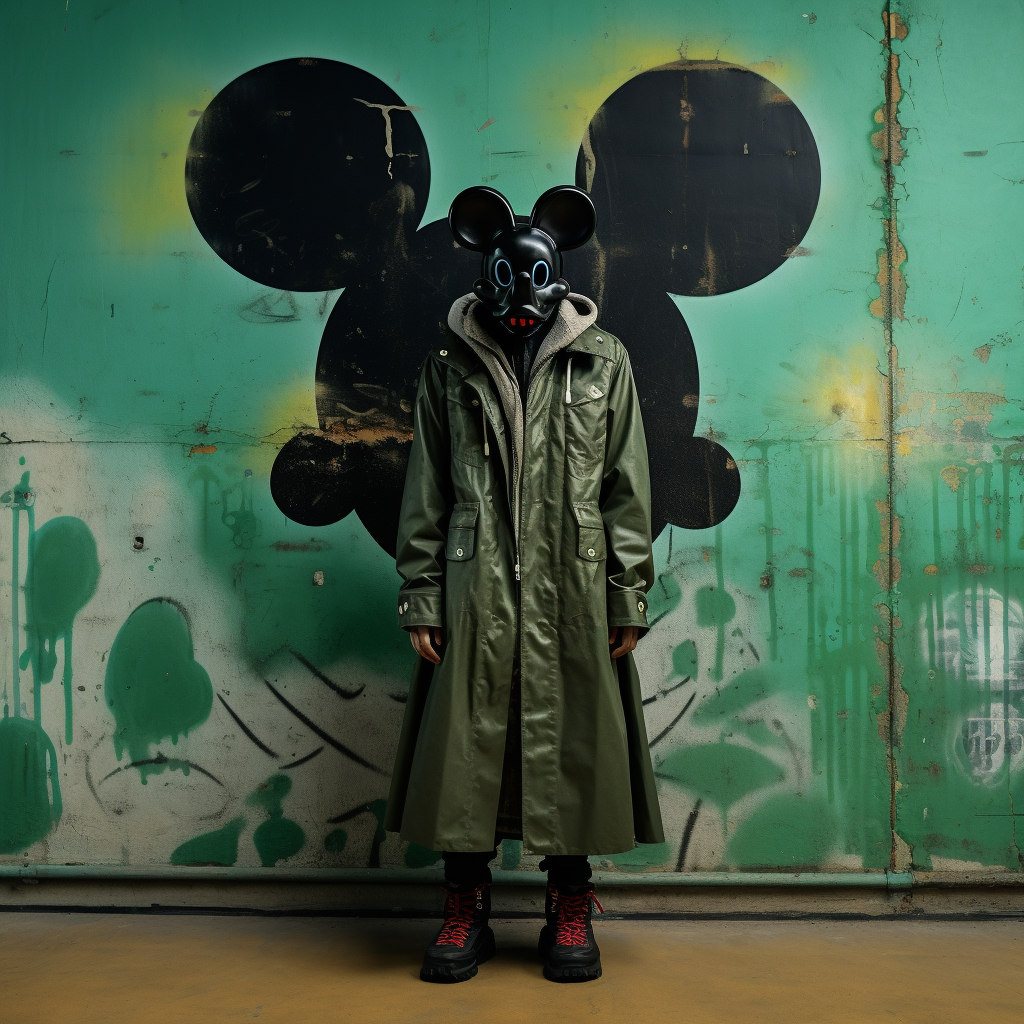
940;465;965;491
898;391;1008;448
870;9;909;323
869;218;907;321
872;498;902;591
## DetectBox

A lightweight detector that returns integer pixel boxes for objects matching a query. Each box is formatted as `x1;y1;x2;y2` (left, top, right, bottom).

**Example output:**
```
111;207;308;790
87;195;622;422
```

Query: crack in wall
353;97;422;179
875;4;910;873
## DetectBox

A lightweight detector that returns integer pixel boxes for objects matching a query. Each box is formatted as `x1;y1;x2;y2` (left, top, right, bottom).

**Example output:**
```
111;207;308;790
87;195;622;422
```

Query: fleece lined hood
446;292;600;535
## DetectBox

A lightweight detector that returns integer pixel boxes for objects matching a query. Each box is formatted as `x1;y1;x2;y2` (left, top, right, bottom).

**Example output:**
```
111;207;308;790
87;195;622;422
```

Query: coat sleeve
600;348;655;637
395;355;453;631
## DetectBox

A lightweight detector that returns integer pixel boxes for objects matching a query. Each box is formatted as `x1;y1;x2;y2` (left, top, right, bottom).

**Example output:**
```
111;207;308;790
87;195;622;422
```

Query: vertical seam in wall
882;1;899;871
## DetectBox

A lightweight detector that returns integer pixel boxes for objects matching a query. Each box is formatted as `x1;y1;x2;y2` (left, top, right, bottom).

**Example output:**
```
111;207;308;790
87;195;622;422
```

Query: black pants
443;848;592;889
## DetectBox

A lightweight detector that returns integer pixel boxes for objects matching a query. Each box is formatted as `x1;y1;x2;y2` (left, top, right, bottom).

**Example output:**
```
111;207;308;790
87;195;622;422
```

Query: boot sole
542;963;602;983
420;926;496;983
538;928;602;983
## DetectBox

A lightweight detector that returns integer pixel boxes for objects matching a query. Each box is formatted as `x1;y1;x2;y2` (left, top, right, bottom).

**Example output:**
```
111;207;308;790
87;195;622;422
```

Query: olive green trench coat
383;293;665;855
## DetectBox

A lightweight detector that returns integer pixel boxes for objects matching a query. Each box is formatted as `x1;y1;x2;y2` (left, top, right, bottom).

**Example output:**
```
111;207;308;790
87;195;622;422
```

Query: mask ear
530;185;596;251
448;186;516;251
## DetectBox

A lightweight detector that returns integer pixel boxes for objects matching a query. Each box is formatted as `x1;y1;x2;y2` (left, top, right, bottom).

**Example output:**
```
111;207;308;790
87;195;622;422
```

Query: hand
609;625;638;659
409;625;444;664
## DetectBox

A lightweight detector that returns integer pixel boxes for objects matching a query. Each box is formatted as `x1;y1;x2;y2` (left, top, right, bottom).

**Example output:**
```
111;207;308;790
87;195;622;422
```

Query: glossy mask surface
448;185;596;339
475;227;567;336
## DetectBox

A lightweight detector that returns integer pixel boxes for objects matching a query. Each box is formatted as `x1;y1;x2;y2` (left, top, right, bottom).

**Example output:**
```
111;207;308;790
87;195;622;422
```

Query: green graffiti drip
695;525;734;682
499;838;522;871
0;715;62;854
670;639;698;681
728;794;839;869
2;471;34;718
0;471;96;853
170;816;245;866
221;472;262;549
24;515;100;743
187;464;221;546
252;818;305;867
105;599;213;781
605;841;670;872
246;774;305;866
659;741;785;815
404;842;442;868
324;828;348;853
757;443;778;660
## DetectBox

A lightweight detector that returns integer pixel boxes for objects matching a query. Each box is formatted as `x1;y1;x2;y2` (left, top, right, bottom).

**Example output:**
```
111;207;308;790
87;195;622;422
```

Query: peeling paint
869;218;907;322
870;10;909;324
892;830;913;872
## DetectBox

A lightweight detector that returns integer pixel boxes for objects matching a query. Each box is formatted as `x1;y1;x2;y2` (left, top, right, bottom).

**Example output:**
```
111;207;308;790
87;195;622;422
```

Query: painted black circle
185;58;429;291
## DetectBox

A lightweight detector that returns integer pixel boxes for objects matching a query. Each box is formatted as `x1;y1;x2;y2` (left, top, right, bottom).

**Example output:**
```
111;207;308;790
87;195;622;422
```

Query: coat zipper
565;356;573;404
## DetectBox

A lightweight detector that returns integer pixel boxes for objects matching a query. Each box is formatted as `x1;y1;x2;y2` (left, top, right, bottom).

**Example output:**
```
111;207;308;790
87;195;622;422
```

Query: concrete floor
2;912;1021;1024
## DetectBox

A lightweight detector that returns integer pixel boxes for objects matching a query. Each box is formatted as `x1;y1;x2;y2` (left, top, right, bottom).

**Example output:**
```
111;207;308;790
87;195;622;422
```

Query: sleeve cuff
397;589;444;630
607;588;650;631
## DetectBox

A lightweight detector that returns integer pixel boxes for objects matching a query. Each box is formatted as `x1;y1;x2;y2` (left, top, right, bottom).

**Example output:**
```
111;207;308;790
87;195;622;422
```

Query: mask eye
532;261;550;288
493;259;513;287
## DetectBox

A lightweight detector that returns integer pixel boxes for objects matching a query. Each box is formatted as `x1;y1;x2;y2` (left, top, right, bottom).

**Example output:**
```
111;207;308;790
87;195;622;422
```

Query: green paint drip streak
0;716;62;854
760;445;777;661
23;514;99;743
246;774;306;866
1002;454;1012;691
11;503;20;717
62;628;73;746
804;449;819;785
714;524;726;680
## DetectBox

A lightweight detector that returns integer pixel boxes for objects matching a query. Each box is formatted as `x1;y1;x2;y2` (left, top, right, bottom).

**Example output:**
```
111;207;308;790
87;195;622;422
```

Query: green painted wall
0;0;1021;876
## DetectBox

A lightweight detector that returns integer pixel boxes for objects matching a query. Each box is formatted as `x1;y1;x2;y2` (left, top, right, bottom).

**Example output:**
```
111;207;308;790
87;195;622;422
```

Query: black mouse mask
448;185;596;338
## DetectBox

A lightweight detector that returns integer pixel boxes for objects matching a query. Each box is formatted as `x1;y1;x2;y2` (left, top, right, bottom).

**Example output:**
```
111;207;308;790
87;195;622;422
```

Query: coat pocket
446;502;479;561
572;501;606;561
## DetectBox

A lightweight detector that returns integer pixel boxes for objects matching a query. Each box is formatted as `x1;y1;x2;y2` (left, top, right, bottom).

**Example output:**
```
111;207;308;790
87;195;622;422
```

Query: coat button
638;600;645;612
471;398;480;406
456;548;464;557
588;547;596;557
596;336;603;343
440;348;448;356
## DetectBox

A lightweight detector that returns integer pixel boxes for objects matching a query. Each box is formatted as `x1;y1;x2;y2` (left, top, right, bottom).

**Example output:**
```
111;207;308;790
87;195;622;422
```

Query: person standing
384;185;664;983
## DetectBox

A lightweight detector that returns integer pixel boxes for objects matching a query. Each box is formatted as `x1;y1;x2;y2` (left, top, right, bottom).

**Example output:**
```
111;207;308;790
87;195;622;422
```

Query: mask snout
510;270;537;311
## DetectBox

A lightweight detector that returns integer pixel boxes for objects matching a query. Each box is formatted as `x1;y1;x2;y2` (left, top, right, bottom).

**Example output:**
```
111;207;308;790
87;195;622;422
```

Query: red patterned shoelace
552;890;604;947
436;886;483;947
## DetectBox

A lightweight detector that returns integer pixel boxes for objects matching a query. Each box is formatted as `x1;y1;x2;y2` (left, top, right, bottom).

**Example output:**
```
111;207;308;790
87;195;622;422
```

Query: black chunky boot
420;883;496;983
538;883;604;982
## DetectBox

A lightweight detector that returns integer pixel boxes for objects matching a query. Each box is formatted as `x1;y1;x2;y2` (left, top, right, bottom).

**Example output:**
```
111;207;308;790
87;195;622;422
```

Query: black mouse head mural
185;57;820;553
449;185;596;337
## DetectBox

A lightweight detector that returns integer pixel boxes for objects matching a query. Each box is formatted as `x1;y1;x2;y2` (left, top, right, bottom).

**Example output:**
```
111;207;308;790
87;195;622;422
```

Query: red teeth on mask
529;319;534;325
519;318;526;326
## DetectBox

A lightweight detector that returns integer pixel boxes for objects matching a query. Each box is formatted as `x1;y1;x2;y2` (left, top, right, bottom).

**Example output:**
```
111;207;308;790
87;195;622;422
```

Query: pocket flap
450;502;479;529
572;502;603;529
